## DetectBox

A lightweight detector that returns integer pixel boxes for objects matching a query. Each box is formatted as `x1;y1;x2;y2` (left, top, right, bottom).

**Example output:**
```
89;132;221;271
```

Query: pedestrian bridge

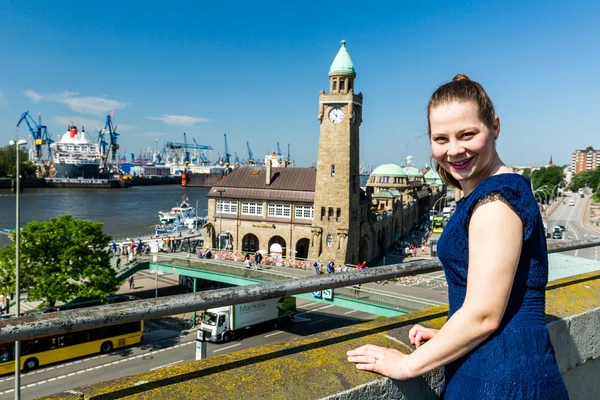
3;240;599;399
118;253;447;317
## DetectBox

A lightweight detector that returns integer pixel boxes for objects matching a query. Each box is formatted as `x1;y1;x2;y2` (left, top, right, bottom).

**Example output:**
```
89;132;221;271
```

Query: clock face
328;108;344;124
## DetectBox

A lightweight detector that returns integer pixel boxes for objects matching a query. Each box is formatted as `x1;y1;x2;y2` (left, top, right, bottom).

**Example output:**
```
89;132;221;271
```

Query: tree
570;167;600;192
0;215;120;308
0;246;17;302
531;166;564;192
522;168;531;179
0;145;37;178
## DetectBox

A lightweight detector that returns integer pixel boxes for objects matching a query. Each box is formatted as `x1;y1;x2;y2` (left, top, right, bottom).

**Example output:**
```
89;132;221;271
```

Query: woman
347;74;568;398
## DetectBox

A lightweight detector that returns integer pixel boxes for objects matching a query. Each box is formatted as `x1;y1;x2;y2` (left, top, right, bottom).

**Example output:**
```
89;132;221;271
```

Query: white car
568;199;575;206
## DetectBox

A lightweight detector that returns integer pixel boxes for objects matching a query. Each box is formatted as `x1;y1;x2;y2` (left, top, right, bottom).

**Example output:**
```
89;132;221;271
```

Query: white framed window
295;205;314;219
216;200;237;214
241;201;264;216
268;203;291;218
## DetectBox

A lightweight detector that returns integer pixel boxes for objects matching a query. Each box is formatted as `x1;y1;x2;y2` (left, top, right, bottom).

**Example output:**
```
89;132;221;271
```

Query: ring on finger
374;357;378;364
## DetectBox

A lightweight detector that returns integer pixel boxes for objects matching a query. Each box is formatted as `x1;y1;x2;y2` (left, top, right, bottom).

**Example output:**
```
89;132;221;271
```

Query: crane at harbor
16;111;53;161
97;110;120;172
287;143;291;165
276;141;282;158
199;150;209;164
234;152;241;166
164;133;213;165
246;141;255;164
221;133;231;166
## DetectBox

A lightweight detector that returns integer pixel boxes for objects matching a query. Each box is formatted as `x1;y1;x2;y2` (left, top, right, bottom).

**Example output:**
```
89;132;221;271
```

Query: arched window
295;238;310;259
268;236;287;259
242;233;259;253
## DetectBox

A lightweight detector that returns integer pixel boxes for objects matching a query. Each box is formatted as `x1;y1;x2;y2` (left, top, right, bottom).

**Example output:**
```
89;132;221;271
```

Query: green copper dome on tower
329;40;355;75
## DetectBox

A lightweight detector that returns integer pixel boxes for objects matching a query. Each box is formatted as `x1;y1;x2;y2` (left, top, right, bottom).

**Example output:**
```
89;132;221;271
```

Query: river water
0;185;209;248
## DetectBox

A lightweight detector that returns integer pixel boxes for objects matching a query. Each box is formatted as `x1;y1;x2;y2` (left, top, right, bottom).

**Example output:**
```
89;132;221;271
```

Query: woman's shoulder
465;173;541;240
468;173;531;203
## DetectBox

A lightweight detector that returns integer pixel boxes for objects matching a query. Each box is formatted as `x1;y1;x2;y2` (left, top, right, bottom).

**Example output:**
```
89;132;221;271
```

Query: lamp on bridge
149;267;165;299
213;189;227;250
9;138;27;398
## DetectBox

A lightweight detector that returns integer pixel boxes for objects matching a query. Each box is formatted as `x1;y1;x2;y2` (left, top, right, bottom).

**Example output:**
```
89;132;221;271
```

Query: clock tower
309;40;362;264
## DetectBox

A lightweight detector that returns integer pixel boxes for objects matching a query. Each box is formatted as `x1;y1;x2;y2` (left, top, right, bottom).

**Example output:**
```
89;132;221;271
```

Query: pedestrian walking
348;74;567;399
129;275;135;289
116;256;121;270
326;259;335;274
255;252;263;270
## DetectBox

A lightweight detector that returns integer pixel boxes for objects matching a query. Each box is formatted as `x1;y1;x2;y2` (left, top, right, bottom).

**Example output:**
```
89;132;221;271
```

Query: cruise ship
50;126;102;179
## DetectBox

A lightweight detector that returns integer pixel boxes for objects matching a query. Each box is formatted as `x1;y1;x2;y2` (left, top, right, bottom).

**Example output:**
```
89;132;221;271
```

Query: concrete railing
1;239;598;399
41;270;600;400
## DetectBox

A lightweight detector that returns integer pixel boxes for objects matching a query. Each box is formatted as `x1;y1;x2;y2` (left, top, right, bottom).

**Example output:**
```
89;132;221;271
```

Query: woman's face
430;101;499;189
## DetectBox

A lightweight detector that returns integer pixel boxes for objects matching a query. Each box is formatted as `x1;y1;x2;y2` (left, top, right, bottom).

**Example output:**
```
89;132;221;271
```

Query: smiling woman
427;74;501;195
347;75;568;399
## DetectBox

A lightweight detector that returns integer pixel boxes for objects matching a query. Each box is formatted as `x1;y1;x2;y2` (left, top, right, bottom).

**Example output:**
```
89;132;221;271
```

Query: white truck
199;297;296;342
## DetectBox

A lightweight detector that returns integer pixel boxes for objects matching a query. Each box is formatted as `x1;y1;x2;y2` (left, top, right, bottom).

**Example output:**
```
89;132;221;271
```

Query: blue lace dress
436;174;568;399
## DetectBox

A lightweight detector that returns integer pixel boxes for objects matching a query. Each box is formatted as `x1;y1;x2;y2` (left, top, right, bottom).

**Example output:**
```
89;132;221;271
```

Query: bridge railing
1;239;599;345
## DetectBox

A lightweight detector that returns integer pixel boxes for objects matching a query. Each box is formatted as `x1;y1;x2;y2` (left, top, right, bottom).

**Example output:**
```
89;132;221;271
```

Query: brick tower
309;40;362;264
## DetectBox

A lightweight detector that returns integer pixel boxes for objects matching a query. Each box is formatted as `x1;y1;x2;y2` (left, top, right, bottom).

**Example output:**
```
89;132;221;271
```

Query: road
0;299;377;399
546;193;599;260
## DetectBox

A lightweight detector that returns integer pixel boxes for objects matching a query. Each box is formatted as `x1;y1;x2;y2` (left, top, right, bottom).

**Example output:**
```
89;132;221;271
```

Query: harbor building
206;41;445;263
206;164;316;259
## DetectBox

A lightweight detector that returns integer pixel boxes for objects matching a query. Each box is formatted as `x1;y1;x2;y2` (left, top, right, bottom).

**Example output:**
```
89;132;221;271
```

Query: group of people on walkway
313;259;357;274
243;251;263;269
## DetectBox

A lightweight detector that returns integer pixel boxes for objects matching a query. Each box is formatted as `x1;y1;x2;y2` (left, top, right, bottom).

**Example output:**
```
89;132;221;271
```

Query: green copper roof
371;163;408;177
329;40;356;75
373;189;393;198
404;166;423;177
424;169;441;179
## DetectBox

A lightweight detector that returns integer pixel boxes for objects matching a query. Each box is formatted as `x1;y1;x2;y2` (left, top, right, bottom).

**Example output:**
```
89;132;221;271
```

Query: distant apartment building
571;146;600;174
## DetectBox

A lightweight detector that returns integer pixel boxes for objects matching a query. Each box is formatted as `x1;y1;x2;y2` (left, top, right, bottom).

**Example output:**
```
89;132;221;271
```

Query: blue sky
1;0;599;169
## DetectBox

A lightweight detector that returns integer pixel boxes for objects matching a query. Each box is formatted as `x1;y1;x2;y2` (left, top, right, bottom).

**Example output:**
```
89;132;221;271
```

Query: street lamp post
533;187;551;218
550;183;562;203
402;133;428;161
9;138;27;400
432;194;448;215
150;268;164;298
213;189;227;250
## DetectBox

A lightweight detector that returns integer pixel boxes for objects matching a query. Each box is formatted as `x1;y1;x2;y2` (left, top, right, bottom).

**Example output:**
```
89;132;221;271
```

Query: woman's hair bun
452;73;470;82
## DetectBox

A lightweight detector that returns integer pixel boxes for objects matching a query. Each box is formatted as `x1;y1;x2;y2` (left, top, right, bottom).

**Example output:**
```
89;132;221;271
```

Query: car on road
552;229;563;239
556;225;566;232
568;199;575;206
580;194;585;198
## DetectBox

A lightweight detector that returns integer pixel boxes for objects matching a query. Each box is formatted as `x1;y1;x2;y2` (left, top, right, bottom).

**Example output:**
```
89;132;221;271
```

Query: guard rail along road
1;239;599;400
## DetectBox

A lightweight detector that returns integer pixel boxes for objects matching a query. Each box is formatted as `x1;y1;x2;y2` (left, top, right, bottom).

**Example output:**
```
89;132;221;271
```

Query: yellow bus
0;320;143;374
432;216;445;233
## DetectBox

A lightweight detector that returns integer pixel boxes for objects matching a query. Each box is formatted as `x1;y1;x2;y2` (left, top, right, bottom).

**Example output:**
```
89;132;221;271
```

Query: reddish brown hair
427;74;496;188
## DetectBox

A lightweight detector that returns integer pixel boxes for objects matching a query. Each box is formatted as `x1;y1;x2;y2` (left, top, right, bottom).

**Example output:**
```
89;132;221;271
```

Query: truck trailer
199;297;296;342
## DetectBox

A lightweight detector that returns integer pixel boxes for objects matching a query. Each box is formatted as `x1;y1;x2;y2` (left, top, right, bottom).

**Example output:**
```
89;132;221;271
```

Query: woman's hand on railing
408;324;439;348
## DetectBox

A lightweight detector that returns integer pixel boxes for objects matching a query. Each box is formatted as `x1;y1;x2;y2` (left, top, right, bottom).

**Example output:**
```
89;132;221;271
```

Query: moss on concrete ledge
41;272;600;400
